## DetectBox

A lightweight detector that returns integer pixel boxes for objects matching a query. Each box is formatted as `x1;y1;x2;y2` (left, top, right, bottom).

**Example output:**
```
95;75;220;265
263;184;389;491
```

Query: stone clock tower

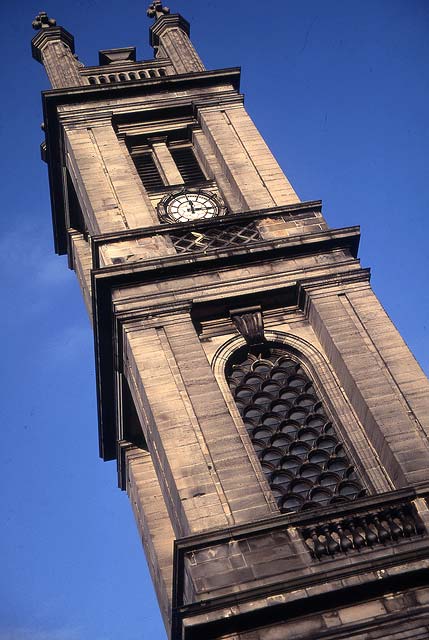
32;4;429;639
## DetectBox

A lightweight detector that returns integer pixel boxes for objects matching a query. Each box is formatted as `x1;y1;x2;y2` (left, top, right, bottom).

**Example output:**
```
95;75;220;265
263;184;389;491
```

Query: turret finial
147;1;170;20
32;11;57;30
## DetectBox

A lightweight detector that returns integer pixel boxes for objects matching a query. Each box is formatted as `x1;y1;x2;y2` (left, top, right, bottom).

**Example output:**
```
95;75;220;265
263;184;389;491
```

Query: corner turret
31;11;84;88
148;1;205;73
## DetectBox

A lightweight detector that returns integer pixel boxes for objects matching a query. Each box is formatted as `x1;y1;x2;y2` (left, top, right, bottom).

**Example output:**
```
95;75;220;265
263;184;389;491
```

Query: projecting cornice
31;25;75;63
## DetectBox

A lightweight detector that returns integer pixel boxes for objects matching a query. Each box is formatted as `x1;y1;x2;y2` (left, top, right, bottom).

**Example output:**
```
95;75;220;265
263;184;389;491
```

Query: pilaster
69;231;92;320
126;447;175;632
121;310;276;538
305;282;429;487
198;105;300;211
65;122;177;265
343;287;429;441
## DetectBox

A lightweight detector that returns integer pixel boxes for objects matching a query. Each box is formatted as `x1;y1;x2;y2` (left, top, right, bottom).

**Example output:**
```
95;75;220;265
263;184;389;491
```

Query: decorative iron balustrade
169;220;261;254
301;499;426;560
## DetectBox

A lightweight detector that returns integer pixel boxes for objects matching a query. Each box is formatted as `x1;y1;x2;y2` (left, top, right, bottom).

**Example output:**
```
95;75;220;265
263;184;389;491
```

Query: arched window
226;343;366;513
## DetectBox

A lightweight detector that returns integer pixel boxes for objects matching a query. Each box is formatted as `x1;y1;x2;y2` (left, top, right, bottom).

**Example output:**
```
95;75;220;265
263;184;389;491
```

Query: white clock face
158;190;224;224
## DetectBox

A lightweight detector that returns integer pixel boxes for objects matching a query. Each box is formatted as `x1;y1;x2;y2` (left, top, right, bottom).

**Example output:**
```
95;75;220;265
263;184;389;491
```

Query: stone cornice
90;200;325;268
298;269;371;317
31;26;75;63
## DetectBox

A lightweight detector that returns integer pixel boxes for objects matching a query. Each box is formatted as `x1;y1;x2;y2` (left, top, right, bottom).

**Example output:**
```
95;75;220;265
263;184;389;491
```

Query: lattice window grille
169;221;261;254
227;349;366;514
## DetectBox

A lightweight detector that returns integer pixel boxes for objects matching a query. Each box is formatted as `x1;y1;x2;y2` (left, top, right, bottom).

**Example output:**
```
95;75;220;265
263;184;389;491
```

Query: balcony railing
301;498;426;559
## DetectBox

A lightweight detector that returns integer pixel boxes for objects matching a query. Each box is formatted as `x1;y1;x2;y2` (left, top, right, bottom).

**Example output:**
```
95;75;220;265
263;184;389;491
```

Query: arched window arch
224;339;367;514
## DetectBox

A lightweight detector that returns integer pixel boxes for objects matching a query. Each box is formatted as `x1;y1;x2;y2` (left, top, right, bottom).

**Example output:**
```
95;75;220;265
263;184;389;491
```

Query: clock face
157;189;225;224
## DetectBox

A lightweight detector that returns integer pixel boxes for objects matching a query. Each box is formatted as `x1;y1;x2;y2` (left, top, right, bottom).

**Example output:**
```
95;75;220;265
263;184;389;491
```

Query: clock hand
185;193;196;214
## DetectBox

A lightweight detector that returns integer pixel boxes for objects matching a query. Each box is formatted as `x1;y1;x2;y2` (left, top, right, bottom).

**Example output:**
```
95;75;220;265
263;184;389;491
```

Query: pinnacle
32;11;57;30
147;1;170;21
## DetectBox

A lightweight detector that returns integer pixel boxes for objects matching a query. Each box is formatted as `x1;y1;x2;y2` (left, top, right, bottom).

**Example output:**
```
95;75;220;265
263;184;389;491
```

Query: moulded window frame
211;330;393;505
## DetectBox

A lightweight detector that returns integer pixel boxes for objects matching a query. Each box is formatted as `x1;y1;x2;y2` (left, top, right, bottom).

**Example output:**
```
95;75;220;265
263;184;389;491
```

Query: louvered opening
170;147;206;184
133;153;164;191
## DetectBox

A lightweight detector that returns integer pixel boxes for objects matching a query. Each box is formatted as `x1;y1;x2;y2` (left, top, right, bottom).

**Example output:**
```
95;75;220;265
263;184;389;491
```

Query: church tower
32;4;429;639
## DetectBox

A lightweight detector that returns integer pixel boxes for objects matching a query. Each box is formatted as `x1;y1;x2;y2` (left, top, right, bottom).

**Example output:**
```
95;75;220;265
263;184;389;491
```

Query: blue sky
1;1;428;639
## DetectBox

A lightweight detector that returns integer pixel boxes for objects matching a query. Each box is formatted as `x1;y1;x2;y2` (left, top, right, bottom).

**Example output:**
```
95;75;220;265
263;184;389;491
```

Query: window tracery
226;344;366;513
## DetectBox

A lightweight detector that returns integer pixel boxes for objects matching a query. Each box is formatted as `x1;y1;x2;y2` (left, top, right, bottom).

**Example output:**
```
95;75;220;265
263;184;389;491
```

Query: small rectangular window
170;147;206;184
133;153;164;191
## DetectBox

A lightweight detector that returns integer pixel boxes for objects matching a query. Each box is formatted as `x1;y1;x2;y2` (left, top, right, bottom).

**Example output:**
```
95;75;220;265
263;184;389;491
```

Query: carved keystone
230;306;265;345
